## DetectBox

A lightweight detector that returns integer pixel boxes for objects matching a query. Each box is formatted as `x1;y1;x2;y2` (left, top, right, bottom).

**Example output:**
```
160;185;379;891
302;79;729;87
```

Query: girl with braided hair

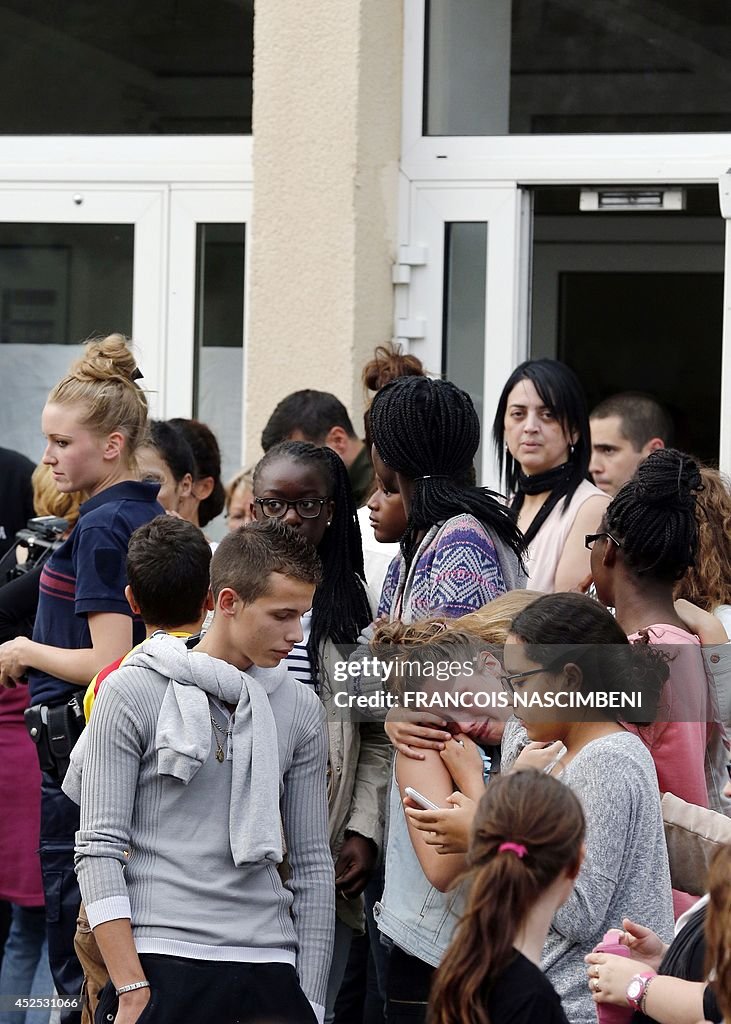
370;376;526;625
493;359;608;592
251;441;391;1024
590;449;727;853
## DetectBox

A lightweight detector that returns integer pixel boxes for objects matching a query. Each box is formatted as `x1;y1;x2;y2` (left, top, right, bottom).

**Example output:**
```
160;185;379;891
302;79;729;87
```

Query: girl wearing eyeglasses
405;593;676;1024
251;440;391;1024
499;592;674;1024
590;450;728;819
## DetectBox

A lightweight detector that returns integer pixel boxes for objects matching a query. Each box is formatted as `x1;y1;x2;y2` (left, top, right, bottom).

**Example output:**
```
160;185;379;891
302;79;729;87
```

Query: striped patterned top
285;611;314;690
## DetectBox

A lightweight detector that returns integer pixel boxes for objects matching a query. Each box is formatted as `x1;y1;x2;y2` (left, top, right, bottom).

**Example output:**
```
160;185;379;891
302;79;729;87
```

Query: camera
0;516;68;584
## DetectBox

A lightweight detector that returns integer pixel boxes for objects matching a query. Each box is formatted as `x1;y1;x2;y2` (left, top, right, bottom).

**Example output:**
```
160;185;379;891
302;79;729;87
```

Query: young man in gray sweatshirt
73;520;334;1024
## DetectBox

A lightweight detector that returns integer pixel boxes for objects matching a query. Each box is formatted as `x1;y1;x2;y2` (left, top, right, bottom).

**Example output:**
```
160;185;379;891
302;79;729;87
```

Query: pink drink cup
592;930;633;1024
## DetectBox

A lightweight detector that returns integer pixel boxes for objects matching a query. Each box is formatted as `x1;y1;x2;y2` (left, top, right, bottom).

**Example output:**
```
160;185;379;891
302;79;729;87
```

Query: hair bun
363;342;425;392
72;333;139;384
633;448;701;509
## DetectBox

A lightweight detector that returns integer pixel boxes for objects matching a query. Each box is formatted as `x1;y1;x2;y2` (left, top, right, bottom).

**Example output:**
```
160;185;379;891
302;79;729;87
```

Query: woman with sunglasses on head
493;359;608;593
499;592;674;1024
251;441;391;1024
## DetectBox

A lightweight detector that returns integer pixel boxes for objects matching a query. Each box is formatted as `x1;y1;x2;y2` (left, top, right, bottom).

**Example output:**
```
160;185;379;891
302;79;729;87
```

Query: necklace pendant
216;747;225;763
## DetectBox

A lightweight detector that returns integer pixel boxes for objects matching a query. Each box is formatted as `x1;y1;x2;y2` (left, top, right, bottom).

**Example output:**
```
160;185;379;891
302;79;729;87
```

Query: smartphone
404;786;440;811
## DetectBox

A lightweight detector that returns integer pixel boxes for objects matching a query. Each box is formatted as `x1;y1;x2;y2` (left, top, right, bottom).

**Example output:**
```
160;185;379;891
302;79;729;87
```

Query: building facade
1;0;729;497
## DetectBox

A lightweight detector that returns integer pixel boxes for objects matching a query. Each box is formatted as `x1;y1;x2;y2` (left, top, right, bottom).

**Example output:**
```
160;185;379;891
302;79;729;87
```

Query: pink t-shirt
625;624;710;810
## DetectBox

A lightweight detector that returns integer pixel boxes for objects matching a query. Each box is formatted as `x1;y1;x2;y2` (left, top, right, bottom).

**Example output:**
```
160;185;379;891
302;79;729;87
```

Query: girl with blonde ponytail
0;335;163;1015
429;771;584;1024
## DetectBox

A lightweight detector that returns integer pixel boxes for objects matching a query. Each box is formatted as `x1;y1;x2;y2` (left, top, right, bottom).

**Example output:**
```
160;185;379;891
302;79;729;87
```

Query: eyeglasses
584;531;621;551
254;497;329;520
499;668;547;696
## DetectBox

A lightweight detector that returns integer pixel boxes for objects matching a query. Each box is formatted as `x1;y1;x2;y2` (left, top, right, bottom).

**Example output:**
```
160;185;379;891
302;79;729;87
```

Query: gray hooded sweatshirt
70;633;334;1015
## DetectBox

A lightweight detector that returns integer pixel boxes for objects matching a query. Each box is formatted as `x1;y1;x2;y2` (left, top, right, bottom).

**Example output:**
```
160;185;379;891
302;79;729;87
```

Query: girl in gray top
503;593;675;1024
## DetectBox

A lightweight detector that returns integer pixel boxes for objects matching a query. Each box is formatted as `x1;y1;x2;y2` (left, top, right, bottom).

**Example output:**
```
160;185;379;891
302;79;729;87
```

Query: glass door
530;185;725;466
167;187;251;492
400;184;528;487
0;185;165;463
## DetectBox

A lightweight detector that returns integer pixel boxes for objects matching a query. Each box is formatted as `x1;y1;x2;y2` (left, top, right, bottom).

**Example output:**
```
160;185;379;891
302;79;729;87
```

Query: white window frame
167;186;252;469
397;184;529;487
0;182;167;418
403;1;731;186
0;135;252;433
400;0;731;474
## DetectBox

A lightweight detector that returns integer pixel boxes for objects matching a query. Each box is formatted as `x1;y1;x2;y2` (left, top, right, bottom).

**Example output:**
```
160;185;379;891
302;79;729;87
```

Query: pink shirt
524;479;608;593
625;624;710;810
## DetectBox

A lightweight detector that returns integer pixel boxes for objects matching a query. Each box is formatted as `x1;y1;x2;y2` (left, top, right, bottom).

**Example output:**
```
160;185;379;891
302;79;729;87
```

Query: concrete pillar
245;0;402;463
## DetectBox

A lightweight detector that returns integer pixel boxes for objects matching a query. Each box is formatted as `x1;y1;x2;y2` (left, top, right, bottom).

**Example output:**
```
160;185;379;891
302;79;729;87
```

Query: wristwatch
625;972;656;1012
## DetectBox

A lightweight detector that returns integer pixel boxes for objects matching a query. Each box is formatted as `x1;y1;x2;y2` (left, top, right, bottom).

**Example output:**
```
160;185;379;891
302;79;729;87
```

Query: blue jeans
0;904;54;1024
38;773;82;1024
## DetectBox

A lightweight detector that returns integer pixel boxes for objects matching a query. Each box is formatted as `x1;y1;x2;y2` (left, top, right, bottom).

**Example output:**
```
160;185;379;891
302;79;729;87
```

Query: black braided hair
252;441;371;681
605;448;701;581
369;376;525;568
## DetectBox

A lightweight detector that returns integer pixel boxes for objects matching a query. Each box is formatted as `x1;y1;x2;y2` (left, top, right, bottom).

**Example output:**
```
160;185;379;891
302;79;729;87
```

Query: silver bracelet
115;980;150;996
639;976;656;1016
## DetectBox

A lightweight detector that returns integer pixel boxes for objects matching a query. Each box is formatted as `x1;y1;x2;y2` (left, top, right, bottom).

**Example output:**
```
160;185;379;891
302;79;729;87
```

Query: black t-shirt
486;951;570;1024
0;446;34;560
634;901;721;1024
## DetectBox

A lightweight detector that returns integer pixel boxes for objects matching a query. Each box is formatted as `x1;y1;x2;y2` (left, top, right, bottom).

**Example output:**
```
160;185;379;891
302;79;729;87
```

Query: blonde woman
0;335;162;1010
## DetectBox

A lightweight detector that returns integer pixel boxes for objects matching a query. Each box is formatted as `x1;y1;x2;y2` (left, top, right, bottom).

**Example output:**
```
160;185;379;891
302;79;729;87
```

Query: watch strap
626;971;656;1011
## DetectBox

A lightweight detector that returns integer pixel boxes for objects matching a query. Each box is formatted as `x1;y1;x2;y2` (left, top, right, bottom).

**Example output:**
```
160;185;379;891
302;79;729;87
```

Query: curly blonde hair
32;463;82;526
372;591;544;698
675;467;731;612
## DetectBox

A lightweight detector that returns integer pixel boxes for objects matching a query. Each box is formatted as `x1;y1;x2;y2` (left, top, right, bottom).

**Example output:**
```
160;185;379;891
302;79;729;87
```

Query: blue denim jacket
373;775;465;967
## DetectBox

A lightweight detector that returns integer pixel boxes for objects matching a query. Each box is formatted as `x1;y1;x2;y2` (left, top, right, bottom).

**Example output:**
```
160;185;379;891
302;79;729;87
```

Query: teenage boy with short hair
67;514;213;1023
72;520;334;1024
